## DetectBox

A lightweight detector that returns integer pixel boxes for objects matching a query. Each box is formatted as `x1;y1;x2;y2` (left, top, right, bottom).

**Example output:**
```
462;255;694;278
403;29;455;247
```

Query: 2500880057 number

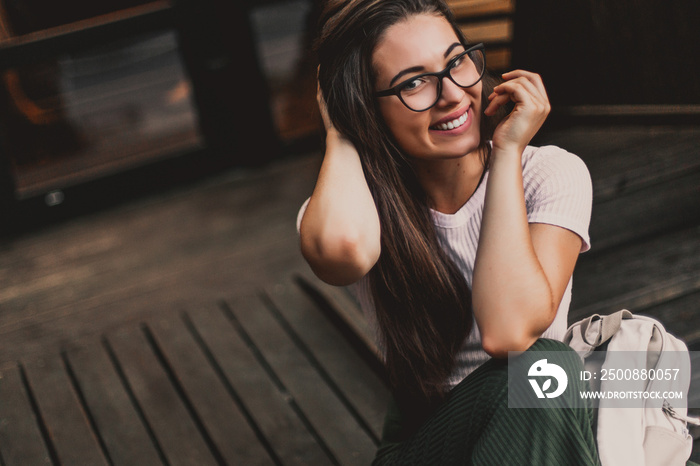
600;368;680;381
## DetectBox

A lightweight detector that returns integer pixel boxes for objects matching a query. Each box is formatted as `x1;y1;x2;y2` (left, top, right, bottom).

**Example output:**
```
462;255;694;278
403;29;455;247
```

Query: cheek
380;102;429;147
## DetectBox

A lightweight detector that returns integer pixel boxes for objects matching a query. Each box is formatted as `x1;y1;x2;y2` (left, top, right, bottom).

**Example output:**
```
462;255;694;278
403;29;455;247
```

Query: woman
298;0;598;463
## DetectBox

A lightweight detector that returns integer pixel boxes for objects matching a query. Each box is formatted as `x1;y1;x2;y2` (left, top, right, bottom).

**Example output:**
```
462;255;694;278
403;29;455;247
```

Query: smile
430;109;470;131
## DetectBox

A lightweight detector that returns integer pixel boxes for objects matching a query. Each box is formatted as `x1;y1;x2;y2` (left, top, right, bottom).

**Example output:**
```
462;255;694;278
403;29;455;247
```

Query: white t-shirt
297;144;593;387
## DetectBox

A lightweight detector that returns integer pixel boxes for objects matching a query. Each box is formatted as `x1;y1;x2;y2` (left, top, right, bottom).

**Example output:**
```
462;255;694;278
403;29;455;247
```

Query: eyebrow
388;42;464;87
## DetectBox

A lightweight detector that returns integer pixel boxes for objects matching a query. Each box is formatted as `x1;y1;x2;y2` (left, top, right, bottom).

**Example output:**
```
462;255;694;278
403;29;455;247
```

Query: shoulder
520;145;593;252
520;145;592;193
521;144;589;177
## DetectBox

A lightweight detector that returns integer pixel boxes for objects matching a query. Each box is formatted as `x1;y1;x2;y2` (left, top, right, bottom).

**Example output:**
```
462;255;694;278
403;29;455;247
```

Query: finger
490;79;550;120
484;93;512;116
495;76;543;105
497;77;551;113
492;79;541;107
501;70;548;100
501;70;543;89
500;70;547;101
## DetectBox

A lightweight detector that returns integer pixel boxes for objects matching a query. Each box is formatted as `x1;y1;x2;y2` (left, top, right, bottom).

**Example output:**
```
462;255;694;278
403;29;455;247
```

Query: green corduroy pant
373;338;601;466
373;338;700;465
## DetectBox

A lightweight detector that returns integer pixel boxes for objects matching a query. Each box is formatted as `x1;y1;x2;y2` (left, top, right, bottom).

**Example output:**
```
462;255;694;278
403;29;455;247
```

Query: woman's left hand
484;70;551;154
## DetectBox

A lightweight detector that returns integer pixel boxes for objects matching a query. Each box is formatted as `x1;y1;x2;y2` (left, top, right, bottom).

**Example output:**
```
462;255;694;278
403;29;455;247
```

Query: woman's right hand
484;70;550;155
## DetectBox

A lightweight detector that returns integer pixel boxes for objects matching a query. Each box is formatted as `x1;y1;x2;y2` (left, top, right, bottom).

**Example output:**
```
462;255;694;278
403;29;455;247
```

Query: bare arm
299;90;381;286
474;70;583;357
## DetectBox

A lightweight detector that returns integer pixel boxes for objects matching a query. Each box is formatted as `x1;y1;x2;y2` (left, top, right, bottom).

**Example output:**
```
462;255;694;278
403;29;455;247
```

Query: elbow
300;230;380;286
481;330;539;359
473;273;560;358
477;299;556;359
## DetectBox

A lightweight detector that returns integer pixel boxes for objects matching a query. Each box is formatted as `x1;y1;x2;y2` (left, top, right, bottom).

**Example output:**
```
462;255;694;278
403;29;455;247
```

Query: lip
429;106;471;134
431;106;470;127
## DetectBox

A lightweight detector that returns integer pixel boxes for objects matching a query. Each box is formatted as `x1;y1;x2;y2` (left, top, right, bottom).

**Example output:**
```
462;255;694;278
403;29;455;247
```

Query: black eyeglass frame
375;43;486;112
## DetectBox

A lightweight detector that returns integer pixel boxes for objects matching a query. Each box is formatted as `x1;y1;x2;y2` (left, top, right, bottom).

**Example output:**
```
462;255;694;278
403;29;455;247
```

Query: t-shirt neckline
429;168;489;228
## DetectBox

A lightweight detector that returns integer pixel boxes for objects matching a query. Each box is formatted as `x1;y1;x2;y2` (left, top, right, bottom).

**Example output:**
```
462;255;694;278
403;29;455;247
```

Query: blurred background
0;0;698;230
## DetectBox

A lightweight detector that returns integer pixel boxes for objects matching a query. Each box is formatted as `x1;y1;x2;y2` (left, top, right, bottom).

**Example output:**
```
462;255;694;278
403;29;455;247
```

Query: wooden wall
511;0;700;107
447;0;514;72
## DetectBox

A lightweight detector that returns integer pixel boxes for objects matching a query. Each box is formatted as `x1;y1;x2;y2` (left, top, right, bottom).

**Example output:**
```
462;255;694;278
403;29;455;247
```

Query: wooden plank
689;353;700;414
590;133;700;202
688;354;700;463
295;272;382;364
485;47;511;71
538;127;700;202
0;152;319;367
571;273;700;329
0;365;52;466
640;290;700;348
570;226;700;322
0;2;174;70
64;341;165;466
227;295;378;465
448;0;514;18
0;151;315;315
265;278;391;441
553;104;700;120
536;127;661;165
590;168;700;251
689;353;699;465
104;326;218;466
541;128;700;252
459;18;512;44
145;314;273;465
185;304;332;465
22;355;109;465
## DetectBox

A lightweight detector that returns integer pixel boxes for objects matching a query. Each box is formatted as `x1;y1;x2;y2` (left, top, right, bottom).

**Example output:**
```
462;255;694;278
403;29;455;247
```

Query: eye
400;77;428;93
450;54;466;69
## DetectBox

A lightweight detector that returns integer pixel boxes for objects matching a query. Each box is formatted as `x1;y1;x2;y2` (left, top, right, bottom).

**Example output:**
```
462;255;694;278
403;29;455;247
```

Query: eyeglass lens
401;49;484;111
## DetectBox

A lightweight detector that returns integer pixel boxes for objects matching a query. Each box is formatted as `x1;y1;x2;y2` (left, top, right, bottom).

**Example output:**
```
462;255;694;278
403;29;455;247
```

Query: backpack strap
579;309;634;347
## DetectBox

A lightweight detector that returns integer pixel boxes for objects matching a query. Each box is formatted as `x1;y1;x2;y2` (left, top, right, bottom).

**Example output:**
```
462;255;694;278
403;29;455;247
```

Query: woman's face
373;13;482;160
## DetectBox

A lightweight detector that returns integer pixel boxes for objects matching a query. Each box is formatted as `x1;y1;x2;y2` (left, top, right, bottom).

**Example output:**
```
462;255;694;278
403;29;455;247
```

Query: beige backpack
564;309;699;466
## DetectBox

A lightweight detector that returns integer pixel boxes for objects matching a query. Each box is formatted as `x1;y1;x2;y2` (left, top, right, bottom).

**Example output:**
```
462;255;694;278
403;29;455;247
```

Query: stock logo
528;359;568;399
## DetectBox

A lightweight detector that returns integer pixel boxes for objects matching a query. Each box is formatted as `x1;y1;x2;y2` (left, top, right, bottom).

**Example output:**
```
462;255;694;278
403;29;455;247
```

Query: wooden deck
0;281;390;465
1;123;699;464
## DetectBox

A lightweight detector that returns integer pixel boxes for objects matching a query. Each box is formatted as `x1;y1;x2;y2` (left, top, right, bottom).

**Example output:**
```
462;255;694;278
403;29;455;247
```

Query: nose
436;76;465;106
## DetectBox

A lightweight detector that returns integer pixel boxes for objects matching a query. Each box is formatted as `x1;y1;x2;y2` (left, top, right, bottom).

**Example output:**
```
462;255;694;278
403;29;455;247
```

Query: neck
411;149;486;214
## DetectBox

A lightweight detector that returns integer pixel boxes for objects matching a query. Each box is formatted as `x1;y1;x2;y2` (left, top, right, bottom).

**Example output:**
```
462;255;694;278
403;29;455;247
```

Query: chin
434;133;482;159
397;124;482;160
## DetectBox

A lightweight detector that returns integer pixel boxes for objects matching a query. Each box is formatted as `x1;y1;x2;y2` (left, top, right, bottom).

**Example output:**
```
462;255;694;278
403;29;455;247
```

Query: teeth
436;112;468;131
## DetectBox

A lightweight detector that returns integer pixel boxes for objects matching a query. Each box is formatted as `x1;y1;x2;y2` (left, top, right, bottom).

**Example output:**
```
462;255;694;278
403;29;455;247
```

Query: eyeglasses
375;43;486;112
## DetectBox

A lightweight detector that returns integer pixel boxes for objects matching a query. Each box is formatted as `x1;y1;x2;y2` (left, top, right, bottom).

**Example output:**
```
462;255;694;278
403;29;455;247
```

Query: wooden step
222;293;380;465
265;278;390;441
294;271;382;369
537;127;700;203
537;126;700;251
183;302;332;465
571;225;700;335
0;290;391;465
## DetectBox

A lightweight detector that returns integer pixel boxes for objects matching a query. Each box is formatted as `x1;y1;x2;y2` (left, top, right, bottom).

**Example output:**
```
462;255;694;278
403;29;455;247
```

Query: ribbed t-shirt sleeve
523;146;593;252
296;197;311;234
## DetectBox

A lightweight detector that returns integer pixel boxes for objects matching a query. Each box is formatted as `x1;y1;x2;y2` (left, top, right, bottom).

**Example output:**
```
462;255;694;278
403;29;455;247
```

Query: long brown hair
316;0;503;426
